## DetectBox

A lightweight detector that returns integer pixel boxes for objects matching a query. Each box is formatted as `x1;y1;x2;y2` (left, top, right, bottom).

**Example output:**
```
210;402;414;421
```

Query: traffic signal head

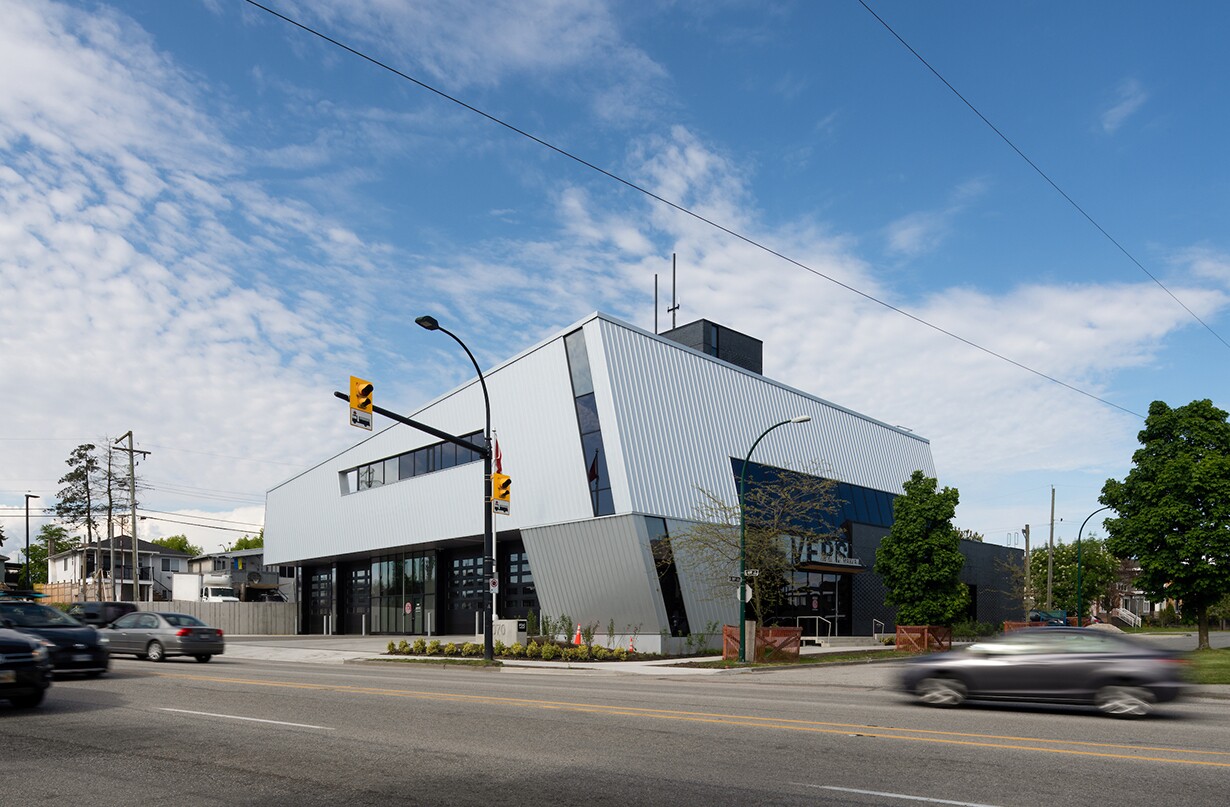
491;472;511;502
350;376;374;413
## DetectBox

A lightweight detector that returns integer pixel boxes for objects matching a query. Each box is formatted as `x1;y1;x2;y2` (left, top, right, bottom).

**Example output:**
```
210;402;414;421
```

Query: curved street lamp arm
1076;505;1114;624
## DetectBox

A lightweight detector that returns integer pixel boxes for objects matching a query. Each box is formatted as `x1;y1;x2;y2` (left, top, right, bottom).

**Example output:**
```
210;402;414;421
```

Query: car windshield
0;602;83;628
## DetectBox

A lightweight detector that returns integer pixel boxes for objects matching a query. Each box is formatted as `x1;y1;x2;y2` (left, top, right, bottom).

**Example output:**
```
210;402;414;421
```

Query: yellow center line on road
150;671;1229;767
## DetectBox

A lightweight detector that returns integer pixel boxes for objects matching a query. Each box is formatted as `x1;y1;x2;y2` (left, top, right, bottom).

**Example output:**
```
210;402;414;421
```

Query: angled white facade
266;312;946;640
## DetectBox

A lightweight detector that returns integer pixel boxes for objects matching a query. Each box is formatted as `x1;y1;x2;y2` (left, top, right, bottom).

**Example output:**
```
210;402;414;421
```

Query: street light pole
738;416;810;663
24;494;39;591
1076;505;1112;625
416;315;495;661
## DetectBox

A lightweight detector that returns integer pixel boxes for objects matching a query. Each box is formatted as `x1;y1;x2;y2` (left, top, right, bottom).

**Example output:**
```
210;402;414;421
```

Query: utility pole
114;433;150;602
1022;524;1032;611
1046;486;1056;611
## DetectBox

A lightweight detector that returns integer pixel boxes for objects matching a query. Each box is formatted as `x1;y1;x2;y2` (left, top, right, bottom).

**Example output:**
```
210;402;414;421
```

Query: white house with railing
44;535;192;602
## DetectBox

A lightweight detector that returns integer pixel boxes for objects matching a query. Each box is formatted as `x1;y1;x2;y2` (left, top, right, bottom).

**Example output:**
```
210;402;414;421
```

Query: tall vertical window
648;518;690;637
565;329;613;516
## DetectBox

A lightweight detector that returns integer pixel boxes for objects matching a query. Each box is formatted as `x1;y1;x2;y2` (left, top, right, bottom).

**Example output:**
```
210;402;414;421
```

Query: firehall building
265;313;1018;640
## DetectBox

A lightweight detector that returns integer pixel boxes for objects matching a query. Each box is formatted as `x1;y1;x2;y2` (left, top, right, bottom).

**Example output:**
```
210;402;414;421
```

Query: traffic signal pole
336;316;497;662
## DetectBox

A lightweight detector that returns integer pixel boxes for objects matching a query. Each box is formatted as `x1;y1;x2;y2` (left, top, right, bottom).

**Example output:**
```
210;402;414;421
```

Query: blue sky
2;0;1228;556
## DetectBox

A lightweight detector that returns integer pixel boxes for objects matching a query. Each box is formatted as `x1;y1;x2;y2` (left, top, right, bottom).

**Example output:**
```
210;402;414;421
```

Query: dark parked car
102;612;225;662
67;601;139;627
0;601;110;677
900;626;1188;718
0;623;54;708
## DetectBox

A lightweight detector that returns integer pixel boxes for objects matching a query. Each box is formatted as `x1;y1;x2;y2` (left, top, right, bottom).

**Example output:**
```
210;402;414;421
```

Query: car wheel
9;691;45;708
917;676;967;707
147;641;166;663
194;655;212;663
1095;685;1153;717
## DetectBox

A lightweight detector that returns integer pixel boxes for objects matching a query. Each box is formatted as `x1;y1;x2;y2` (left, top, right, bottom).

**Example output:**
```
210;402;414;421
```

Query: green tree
1210;594;1230;631
666;465;843;625
875;470;969;626
152;534;203;557
1100;399;1230;650
20;525;77;587
54;444;100;546
227;528;264;551
1028;537;1117;619
956;528;984;542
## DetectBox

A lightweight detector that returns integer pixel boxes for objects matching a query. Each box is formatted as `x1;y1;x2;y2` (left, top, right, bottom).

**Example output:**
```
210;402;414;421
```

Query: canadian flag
494;438;503;474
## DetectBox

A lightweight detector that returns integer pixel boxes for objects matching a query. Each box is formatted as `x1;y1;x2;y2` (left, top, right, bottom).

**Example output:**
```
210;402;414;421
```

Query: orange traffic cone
628;636;635;653
573;624;582;645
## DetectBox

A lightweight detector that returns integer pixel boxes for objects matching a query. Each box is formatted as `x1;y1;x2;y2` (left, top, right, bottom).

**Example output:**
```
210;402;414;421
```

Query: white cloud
885;210;949;257
1100;78;1148;134
1173;246;1230;286
883;179;989;258
272;0;668;120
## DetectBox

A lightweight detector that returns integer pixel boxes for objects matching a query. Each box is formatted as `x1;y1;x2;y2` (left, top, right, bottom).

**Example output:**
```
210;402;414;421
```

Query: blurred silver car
900;626;1188;717
102;612;225;663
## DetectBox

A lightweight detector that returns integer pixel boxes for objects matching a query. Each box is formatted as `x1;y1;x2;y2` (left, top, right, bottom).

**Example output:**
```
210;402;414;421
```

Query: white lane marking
158;708;334;730
803;785;1001;807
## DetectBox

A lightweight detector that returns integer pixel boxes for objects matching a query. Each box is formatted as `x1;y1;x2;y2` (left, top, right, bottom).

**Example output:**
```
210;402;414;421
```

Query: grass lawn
1186;648;1230;684
673;648;900;669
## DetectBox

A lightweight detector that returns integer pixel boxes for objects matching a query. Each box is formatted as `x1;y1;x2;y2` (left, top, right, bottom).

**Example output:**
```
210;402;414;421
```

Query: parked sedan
103;612;225;662
0;601;110;677
900;626;1188;717
0;623;54;708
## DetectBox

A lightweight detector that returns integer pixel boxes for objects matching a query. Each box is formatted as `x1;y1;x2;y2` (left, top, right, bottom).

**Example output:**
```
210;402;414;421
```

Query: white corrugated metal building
266;312;1010;640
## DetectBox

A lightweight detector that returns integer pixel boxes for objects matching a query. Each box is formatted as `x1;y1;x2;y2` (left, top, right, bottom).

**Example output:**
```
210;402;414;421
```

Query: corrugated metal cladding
521;515;666;634
266;336;593;565
665;517;739;633
593;317;936;522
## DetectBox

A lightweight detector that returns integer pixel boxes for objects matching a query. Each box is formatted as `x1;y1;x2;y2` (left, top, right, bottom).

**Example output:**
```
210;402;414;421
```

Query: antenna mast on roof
667;253;680;329
654;272;659;334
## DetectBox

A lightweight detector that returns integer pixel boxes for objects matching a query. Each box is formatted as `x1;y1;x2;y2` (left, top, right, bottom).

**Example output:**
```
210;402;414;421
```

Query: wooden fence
722;625;803;661
895;625;952;652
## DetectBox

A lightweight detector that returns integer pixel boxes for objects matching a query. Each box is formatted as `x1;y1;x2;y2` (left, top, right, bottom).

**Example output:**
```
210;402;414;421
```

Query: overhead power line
243;0;1145;419
138;508;264;528
138;514;259;534
856;0;1229;352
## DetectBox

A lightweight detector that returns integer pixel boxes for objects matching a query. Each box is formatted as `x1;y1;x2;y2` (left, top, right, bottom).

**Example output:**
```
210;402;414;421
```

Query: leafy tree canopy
228;529;264;551
54;443;100;541
875;470;969;626
16;525;79;587
1028;537;1117;619
1100;398;1230;650
152;534;203;557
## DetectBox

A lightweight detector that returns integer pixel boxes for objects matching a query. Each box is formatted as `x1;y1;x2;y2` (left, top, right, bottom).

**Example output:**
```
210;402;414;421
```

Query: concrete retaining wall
137;601;297;635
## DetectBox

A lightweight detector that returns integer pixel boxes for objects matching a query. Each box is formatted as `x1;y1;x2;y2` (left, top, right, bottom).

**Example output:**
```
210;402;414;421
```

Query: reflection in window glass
564;329;594;396
575;393;600;434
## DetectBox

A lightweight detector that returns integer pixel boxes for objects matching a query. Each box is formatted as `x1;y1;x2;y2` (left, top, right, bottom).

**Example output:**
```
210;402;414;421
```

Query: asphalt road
3;654;1228;807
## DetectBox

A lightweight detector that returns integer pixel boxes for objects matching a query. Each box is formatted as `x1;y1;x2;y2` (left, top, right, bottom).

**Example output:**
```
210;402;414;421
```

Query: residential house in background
44;536;192;602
